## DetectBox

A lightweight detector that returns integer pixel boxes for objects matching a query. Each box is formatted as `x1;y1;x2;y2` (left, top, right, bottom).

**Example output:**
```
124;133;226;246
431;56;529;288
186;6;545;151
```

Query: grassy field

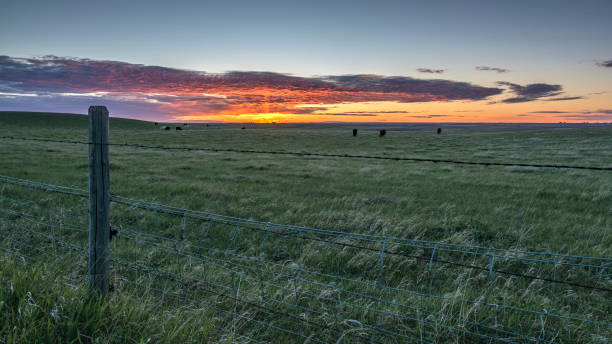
0;111;611;343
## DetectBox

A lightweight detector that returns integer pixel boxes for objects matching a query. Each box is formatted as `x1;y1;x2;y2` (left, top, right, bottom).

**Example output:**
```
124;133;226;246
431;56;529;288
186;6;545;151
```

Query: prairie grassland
0;112;611;343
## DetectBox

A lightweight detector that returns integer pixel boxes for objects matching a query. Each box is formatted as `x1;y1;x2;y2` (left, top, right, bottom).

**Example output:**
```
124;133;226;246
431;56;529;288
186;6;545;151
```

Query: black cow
437;128;442;134
175;126;182;130
353;129;358;136
379;129;386;137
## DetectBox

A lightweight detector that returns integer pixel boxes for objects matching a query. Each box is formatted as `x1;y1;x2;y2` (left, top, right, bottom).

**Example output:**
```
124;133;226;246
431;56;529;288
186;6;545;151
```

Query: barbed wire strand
2;205;609;343
3;173;610;265
113;223;611;327
1;183;610;295
0;207;548;343
0;208;431;343
2;138;610;342
1;135;611;171
111;255;513;344
114;230;558;343
2;204;607;331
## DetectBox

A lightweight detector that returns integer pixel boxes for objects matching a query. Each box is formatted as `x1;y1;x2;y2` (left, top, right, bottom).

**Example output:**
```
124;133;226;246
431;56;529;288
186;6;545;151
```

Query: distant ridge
0;111;151;129
1;111;610;131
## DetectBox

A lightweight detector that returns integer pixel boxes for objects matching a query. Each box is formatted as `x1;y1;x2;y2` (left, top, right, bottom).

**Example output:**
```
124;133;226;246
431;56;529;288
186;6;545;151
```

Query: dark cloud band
0;55;504;120
497;81;572;103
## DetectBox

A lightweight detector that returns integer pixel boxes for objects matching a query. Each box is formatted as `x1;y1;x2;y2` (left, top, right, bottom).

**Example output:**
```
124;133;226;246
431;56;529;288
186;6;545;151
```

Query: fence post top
88;106;109;113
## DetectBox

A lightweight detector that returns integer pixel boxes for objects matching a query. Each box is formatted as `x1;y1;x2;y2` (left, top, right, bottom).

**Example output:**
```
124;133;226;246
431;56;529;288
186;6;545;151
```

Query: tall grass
0;253;221;344
0;112;611;343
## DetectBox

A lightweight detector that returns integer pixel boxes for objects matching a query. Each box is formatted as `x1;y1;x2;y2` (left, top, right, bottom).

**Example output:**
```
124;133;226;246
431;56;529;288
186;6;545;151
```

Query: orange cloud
3;55;607;123
0;55;504;122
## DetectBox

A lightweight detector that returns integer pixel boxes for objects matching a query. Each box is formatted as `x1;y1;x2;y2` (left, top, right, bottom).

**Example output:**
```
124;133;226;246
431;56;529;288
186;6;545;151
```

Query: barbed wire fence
0;107;611;343
1;135;611;171
1;176;611;344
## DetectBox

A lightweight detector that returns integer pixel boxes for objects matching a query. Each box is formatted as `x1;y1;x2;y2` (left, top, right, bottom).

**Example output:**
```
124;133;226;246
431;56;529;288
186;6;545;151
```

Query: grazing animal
353;129;358;136
241;126;246;130
379;129;386;137
154;122;158;125
175;126;182;130
160;126;170;130
437;128;442;134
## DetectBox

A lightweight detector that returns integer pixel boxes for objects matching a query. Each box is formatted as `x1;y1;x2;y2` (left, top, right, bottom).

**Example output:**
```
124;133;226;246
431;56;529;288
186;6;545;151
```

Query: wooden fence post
88;106;110;297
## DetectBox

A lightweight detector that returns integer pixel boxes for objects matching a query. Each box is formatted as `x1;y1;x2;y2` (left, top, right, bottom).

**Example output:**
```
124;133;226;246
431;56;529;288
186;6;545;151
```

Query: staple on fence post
88;106;110;298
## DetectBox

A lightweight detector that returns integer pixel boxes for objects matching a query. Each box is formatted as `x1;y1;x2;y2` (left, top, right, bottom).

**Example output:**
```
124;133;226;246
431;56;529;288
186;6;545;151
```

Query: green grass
0;254;218;343
0;111;611;343
1;111;610;254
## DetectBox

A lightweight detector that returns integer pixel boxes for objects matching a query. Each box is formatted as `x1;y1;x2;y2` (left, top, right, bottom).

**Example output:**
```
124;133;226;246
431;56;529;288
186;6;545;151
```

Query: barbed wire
2;174;610;265
105;204;612;294
0;206;427;343
2;132;611;343
1;135;611;171
0;210;419;343
2;201;608;333
1;175;610;295
0;214;591;344
1;187;599;338
111;249;532;344
3;189;610;295
113;226;611;328
113;230;561;343
0;214;604;343
2;176;612;343
116;225;611;326
3;203;610;334
112;256;419;344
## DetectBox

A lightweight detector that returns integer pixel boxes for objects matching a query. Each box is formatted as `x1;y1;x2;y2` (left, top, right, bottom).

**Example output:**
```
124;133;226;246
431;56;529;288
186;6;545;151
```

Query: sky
1;0;611;123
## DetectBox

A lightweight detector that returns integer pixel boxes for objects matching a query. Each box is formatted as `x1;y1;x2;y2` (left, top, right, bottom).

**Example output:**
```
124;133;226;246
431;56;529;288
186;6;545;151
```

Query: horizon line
2;110;612;125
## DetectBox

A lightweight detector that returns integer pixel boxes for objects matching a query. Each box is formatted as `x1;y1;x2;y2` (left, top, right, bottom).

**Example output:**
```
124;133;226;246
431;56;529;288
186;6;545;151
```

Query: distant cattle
160;126;170;130
241;126;246;130
175;126;182;130
353;129;358;136
437;128;442;134
154;122;158;125
379;129;386;137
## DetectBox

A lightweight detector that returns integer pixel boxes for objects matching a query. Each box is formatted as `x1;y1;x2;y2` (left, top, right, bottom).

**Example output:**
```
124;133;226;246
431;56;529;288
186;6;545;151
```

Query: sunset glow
0;55;610;123
1;1;611;123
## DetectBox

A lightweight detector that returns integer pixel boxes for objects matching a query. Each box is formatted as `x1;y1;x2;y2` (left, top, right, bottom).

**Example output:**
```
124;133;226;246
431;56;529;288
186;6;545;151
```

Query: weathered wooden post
88;106;110;297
